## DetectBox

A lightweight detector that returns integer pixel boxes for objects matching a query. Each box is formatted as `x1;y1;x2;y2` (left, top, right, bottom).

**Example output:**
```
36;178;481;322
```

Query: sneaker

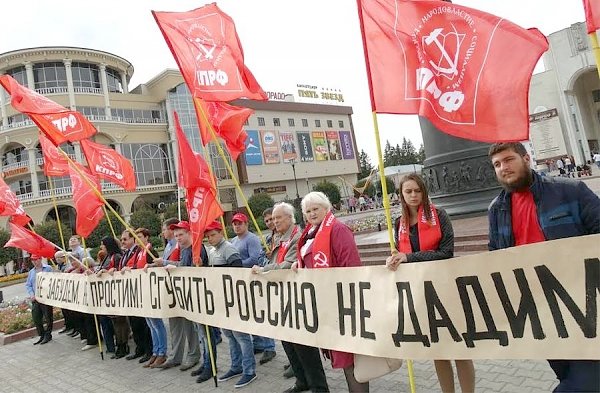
218;369;243;382
196;370;213;383
259;350;276;365
283;367;295;379
58;327;70;334
81;339;87;345
234;374;257;388
81;344;95;351
70;331;80;338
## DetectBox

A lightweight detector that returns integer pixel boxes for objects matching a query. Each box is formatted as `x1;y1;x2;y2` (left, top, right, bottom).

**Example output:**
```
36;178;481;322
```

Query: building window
327;120;333;128
33;62;68;93
106;67;123;93
39;175;71;192
273;118;281;127
112;108;163;123
6;66;27;86
78;106;106;118
338;120;344;128
258;117;265;126
288;118;295;127
593;89;600;103
121;143;172;186
71;62;100;92
8;179;32;196
315;119;321;128
2;146;27;166
301;119;308;127
244;118;249;126
207;142;233;180
7;114;28;125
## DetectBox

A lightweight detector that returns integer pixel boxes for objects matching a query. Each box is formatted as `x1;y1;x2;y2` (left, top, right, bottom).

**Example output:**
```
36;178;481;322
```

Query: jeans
549;360;600;392
146;317;168;356
197;324;218;370
223;328;255;376
253;335;276;352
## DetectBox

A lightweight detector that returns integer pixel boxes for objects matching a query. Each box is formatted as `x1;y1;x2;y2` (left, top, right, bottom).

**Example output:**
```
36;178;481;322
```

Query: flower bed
0;273;28;284
0;298;62;334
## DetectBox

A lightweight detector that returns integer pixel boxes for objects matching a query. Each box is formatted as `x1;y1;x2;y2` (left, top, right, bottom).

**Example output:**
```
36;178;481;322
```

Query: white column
114;142;122;154
73;141;83;163
63;59;76;109
0;71;7;127
165;97;178;183
27;148;39;197
24;62;35;90
99;64;111;119
120;70;129;94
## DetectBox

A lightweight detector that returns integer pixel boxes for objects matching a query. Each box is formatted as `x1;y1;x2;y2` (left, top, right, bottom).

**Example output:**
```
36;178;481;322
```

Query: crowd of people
26;142;599;392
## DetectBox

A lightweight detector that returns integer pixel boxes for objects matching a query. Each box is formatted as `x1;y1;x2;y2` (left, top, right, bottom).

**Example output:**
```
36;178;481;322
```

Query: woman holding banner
386;174;475;393
293;191;368;393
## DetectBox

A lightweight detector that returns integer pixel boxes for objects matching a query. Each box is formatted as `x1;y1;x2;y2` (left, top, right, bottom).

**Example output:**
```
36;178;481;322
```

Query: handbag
353;354;402;383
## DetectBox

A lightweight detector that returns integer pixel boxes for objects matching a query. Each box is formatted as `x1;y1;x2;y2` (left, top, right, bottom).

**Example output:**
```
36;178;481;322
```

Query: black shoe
33;336;44;345
283;384;309;393
196;371;212;383
139;354;152;363
126;352;143;361
283;367;295;379
284;363;290;370
260;350;276;365
39;335;52;345
191;366;205;377
67;330;78;337
253;348;264;355
58;327;70;334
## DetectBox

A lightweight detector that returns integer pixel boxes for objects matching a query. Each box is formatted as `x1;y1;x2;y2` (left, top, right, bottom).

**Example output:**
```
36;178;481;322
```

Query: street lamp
289;158;300;201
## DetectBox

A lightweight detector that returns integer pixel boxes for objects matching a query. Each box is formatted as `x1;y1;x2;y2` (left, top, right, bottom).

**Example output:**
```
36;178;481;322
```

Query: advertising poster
279;132;298;163
261;130;280;164
529;109;567;160
312;131;329;161
326;131;342;160
339;131;355;159
244;130;263;165
297;132;314;162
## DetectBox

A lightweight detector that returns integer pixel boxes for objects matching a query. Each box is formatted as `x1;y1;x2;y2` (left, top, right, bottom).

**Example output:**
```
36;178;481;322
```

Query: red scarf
167;242;181;262
397;204;441;253
276;225;299;264
134;243;152;269
297;211;336;269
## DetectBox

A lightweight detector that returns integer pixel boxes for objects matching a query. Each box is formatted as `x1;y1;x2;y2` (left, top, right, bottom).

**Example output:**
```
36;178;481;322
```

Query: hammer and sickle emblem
313;251;329;268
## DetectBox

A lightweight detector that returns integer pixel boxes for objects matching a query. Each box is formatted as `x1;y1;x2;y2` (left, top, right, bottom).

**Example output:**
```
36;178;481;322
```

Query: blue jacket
488;170;599;250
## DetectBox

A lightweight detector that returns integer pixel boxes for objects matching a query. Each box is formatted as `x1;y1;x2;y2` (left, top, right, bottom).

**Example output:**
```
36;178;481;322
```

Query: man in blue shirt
25;254;54;345
230;213;277;366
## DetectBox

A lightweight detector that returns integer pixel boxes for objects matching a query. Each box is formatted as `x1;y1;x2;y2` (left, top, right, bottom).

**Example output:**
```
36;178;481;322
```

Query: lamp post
289;158;300;202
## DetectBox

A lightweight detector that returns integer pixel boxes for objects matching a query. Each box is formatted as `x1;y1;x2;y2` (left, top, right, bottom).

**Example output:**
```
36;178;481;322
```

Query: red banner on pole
69;163;104;237
80;139;136;191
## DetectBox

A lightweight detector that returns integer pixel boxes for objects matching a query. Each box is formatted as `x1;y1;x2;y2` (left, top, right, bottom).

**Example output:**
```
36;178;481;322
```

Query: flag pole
194;102;270;252
47;176;66;251
199;143;229;240
81;237;104;361
590;31;600;79
102;205;118;240
57;148;158;260
356;1;416;392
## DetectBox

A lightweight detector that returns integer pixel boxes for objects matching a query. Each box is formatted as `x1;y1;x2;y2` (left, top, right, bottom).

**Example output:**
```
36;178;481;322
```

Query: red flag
173;112;214;190
186;186;223;266
359;0;548;142
0;177;31;226
38;133;69;176
5;222;56;258
0;75;97;145
152;3;267;102
195;98;252;160
68;162;104;237
80;139;136;191
583;0;600;33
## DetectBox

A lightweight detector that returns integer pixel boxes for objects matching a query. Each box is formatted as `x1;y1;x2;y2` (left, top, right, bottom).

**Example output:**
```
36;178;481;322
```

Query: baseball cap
169;221;191;231
205;221;223;232
232;213;248;223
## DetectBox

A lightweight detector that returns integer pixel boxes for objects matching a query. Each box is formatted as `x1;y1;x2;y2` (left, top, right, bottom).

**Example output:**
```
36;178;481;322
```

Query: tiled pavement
1;328;558;392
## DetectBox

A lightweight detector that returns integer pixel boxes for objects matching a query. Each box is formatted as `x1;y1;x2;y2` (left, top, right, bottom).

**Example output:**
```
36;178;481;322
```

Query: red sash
276;225;299;264
397;204;441;253
297;211;336;269
167;242;180;262
133;244;152;269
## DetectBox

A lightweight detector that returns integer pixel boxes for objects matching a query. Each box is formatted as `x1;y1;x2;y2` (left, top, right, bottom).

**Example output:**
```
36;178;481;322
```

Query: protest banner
36;235;600;360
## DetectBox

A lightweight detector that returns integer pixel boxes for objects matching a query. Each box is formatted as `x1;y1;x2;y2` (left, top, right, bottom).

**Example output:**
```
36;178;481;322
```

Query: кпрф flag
68;162;104;238
80;139;136;191
358;0;549;142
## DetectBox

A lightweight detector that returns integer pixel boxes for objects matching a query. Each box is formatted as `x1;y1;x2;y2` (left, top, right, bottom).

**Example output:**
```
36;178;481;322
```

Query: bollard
0;290;3;304
378;222;382;232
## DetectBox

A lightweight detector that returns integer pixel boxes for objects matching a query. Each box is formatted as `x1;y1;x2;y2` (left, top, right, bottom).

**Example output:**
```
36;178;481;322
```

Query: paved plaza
0;327;559;392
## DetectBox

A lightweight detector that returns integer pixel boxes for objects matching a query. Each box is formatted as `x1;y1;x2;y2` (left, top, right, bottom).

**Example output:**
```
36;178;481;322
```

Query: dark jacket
488;170;600;250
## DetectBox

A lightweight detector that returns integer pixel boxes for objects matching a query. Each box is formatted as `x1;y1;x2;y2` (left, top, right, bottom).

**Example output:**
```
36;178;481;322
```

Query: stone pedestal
420;117;501;216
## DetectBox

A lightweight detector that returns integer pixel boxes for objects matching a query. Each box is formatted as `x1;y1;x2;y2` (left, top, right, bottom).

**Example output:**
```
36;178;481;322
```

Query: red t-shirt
511;190;546;246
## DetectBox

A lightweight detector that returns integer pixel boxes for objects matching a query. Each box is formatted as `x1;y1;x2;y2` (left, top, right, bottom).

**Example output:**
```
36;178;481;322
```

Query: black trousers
61;308;74;329
282;341;329;392
82;313;98;345
129;316;152;356
32;301;53;338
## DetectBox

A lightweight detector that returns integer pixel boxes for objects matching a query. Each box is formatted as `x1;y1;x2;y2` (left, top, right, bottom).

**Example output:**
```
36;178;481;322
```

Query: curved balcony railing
35;86;68;95
73;86;102;95
1;160;29;172
0;119;34;132
16;192;34;201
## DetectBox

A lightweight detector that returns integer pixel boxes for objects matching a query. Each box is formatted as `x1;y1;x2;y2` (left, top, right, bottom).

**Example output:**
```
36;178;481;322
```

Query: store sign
296;84;344;103
529;109;567;160
253;185;287;194
2;166;28;178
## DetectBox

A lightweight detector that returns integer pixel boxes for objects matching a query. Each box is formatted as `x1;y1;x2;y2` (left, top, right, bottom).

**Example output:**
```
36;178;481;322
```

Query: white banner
36;235;600;360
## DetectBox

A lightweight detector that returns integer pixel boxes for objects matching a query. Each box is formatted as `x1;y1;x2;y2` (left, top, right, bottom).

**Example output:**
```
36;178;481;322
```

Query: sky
0;0;586;161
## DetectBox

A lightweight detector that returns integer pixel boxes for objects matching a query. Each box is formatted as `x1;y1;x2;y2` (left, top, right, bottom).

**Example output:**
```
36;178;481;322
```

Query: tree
163;202;188;221
313;180;341;207
32;220;73;250
416;143;426;164
358;149;374;179
383;140;394;167
399;137;417;164
0;228;19;266
130;209;162;237
247;193;274;219
87;216;125;248
374;176;397;197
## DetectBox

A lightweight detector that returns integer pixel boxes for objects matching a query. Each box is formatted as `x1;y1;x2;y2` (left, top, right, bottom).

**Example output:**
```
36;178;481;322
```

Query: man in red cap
25;254;54;345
